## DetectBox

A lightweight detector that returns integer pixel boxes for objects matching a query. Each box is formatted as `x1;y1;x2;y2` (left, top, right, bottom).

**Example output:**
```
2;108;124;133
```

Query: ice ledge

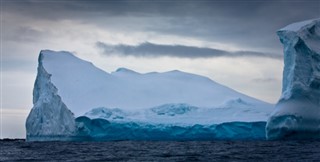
75;116;268;141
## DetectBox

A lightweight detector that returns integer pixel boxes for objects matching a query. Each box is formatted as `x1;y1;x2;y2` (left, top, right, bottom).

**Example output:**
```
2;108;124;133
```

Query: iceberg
266;19;320;140
26;50;272;141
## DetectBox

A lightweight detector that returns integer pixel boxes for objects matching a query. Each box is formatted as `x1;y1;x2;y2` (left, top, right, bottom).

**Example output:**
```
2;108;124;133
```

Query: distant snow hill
26;50;273;141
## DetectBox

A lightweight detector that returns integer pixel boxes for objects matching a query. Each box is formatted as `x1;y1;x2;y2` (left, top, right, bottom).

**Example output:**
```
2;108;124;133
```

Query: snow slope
266;19;320;140
26;50;272;141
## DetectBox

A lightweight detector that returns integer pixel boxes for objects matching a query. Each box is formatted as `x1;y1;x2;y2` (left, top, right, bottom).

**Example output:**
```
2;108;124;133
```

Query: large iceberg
26;50;272;141
266;19;320;140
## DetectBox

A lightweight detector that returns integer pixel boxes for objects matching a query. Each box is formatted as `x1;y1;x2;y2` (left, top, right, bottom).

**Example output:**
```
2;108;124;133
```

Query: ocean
1;140;320;161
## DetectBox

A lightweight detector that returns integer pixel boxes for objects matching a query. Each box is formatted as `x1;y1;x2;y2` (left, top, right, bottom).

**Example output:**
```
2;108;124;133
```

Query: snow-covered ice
266;19;320;140
26;50;273;141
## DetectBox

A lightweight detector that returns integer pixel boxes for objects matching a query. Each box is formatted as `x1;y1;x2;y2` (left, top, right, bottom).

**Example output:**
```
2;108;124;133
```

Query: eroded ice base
75;117;267;141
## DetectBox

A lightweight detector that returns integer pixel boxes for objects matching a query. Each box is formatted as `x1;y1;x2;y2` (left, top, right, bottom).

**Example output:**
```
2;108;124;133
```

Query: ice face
26;53;76;141
26;50;272;141
75;116;267;141
266;19;320;140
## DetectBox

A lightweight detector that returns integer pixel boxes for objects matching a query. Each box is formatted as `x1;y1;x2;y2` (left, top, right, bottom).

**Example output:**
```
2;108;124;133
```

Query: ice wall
266;19;320;140
26;53;76;141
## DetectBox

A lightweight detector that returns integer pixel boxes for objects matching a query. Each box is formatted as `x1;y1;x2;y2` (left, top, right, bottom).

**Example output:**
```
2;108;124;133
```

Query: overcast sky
1;0;319;138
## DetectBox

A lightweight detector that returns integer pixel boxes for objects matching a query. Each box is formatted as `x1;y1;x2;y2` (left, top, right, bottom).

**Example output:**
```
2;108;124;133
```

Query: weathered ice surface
266;19;320;140
26;54;76;141
26;50;272;141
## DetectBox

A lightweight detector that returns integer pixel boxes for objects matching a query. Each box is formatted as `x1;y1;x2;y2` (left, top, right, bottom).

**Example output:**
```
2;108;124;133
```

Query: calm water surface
1;140;320;161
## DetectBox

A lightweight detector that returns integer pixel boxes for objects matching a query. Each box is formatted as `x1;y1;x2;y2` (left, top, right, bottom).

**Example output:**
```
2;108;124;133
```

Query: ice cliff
26;50;272;141
26;54;76;141
266;19;320;140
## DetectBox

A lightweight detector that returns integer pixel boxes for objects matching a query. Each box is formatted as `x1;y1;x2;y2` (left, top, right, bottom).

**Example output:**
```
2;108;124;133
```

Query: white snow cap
279;18;320;32
39;50;271;117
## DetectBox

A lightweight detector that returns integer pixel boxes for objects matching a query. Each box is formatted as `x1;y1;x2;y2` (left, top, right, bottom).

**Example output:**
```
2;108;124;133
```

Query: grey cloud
4;26;45;42
96;41;282;59
5;1;317;20
3;1;319;57
3;0;202;19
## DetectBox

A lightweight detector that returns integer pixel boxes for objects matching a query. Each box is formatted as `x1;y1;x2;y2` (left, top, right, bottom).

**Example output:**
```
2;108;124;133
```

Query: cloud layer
4;0;319;52
96;42;282;59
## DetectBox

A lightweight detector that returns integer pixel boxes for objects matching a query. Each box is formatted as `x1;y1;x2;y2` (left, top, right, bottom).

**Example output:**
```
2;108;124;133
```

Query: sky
1;0;319;138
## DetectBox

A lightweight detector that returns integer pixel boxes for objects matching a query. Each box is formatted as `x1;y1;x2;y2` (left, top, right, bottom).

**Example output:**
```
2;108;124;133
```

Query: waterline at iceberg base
28;118;267;141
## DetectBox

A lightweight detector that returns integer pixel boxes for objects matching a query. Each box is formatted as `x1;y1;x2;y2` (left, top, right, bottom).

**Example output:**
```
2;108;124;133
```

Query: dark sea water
1;140;320;161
